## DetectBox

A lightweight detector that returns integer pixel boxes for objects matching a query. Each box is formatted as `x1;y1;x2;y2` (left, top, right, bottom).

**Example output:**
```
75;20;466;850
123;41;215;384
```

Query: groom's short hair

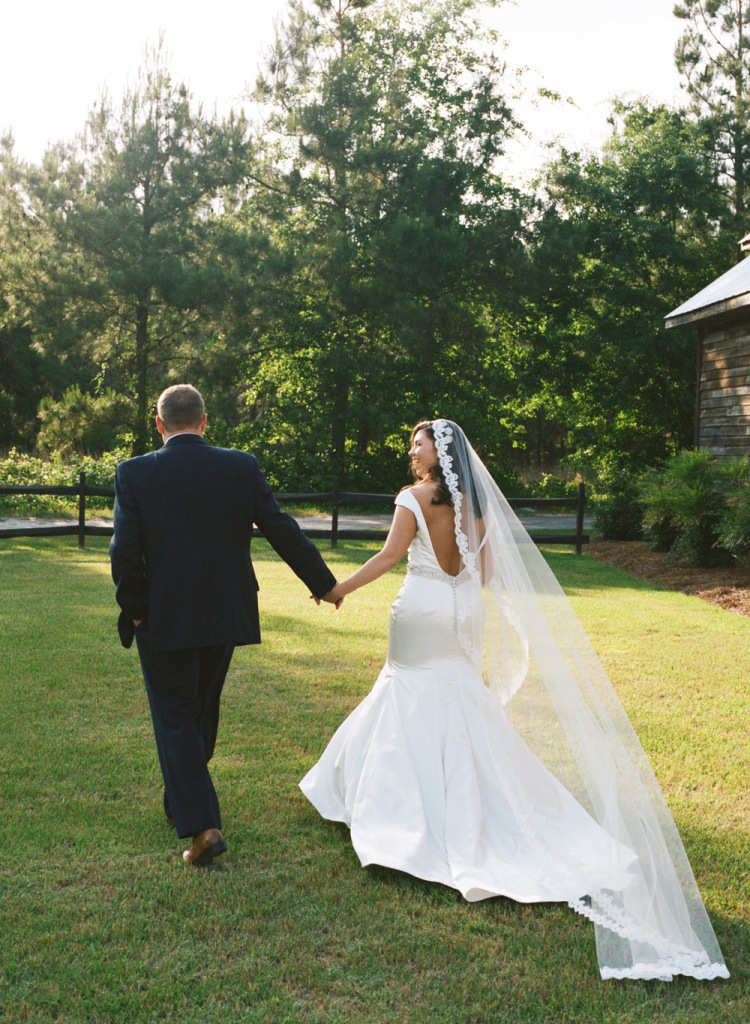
157;385;205;431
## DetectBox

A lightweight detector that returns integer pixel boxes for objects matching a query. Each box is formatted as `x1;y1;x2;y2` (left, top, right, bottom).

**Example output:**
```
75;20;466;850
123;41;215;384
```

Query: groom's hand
317;585;344;610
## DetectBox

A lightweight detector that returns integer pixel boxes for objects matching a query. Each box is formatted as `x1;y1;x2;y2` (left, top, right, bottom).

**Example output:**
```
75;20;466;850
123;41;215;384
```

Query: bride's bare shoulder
408;482;440;510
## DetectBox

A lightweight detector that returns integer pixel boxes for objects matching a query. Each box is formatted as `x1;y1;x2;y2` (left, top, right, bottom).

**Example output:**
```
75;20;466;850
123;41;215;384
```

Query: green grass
1;538;747;1023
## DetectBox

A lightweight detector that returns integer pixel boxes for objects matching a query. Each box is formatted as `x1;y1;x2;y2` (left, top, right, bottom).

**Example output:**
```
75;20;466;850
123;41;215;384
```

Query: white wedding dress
301;421;728;980
300;489;636;904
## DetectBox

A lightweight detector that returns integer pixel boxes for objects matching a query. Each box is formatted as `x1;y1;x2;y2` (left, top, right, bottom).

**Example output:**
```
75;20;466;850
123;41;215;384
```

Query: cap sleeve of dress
394;489;421;515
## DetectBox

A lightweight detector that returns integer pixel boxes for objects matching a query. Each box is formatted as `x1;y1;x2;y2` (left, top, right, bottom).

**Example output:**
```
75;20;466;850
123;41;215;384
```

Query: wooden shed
665;248;750;457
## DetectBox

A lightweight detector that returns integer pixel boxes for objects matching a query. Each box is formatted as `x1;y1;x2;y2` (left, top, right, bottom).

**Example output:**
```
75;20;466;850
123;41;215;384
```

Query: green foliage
226;326;526;492
639;450;750;566
675;0;750;223
0;448;120;515
718;474;750;558
528;100;729;479
37;385;132;455
512;474;580;500
0;321;70;450
592;471;645;541
3;4;750;491
244;0;527;485
1;42;254;455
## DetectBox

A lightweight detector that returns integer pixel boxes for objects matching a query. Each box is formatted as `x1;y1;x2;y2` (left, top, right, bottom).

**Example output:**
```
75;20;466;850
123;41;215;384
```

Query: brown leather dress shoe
182;828;227;866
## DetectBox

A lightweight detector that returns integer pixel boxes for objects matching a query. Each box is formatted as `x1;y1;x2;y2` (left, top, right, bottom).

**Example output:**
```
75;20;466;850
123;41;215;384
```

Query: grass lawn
1;537;747;1024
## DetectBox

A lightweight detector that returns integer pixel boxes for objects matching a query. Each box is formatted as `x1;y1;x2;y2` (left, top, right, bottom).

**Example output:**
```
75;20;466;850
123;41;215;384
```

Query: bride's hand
317;584;345;609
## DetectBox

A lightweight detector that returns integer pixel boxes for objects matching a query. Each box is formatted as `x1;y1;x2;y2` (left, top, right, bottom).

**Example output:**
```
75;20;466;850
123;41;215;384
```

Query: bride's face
409;430;438;479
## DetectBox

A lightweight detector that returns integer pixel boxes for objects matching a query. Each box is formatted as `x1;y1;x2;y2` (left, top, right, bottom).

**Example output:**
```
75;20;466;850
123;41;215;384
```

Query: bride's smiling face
409;430;438;479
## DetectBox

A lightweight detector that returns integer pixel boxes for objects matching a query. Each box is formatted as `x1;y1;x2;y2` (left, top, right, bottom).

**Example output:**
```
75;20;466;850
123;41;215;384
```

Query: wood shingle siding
666;249;750;458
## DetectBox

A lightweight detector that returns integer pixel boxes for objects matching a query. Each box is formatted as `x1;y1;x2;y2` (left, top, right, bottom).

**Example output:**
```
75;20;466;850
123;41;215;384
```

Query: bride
300;419;728;981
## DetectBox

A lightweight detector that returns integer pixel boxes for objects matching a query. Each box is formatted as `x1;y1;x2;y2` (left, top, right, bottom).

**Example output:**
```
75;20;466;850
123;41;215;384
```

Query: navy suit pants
135;629;234;839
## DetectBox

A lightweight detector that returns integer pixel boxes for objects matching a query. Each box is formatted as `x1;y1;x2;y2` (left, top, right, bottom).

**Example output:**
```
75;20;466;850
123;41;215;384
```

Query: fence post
331;476;340;549
575;481;585;555
78;471;87;549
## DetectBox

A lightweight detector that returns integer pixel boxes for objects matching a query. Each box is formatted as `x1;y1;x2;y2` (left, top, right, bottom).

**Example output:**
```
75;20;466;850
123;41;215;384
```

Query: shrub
37;386;132;456
592;471;644;540
0;449;121;516
517;474;580;500
718;478;750;560
637;465;680;553
638;450;749;567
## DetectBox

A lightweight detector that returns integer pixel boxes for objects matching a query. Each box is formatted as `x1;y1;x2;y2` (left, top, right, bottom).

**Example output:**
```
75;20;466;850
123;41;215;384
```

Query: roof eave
665;291;750;329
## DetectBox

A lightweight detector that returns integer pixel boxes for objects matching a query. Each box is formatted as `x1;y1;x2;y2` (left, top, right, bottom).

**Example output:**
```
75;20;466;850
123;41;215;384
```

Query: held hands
311;584;345;610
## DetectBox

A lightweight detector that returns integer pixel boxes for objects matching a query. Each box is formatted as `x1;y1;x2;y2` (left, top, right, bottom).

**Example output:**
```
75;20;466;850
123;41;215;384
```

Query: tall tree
240;0;527;486
675;0;750;230
527;100;727;476
3;42;253;453
0;133;77;449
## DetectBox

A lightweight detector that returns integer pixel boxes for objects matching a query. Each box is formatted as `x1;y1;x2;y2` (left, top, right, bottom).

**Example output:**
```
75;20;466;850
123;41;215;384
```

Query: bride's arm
329;505;417;602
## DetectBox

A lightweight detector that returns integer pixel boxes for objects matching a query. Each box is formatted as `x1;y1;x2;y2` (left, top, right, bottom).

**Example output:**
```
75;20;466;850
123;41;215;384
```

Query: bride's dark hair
409;419;484;517
409;421;452;505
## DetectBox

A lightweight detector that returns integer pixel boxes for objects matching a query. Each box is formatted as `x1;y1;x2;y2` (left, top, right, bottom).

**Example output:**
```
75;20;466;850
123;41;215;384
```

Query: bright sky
1;0;684;178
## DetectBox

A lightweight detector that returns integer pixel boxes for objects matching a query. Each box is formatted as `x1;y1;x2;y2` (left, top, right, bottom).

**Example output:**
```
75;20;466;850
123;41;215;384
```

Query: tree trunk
133;302;150;455
734;128;745;247
331;360;349;482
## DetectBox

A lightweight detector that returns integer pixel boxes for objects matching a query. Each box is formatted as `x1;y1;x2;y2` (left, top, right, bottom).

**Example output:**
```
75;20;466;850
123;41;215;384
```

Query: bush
718;481;750;560
37;386;132;456
637;464;680;553
0;449;121;516
592;471;644;540
638;450;750;567
515;473;580;500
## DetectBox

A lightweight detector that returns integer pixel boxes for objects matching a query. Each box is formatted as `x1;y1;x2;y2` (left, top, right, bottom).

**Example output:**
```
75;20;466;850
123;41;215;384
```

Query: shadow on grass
318;817;742;1003
540;547;670;595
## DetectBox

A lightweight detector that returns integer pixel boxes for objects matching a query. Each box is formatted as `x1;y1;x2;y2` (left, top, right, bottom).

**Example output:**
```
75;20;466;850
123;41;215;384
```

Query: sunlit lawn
1;537;747;1023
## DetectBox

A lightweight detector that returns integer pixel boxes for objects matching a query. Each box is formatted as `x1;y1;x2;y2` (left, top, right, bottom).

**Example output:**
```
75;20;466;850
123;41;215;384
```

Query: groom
110;384;339;865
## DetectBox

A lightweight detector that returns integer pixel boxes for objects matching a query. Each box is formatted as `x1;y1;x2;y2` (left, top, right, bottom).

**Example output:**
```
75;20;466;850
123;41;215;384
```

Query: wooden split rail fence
0;474;589;553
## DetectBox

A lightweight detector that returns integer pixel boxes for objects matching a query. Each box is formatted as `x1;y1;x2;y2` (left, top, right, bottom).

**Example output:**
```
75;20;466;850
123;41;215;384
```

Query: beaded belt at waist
406;563;471;587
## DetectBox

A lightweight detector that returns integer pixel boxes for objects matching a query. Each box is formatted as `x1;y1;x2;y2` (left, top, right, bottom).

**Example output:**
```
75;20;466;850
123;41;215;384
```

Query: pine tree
6;41;253;453
245;0;525;483
675;0;750;231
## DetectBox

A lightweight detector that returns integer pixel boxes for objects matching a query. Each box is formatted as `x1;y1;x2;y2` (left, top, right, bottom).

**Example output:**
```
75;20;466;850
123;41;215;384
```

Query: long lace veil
432;419;728;982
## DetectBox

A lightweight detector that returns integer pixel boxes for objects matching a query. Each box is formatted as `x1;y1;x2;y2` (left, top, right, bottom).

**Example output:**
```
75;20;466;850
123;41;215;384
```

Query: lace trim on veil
433;419;529;700
433;421;480;583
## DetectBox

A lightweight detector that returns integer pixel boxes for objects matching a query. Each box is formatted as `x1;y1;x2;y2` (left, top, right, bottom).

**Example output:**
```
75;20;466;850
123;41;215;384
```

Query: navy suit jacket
110;434;337;651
